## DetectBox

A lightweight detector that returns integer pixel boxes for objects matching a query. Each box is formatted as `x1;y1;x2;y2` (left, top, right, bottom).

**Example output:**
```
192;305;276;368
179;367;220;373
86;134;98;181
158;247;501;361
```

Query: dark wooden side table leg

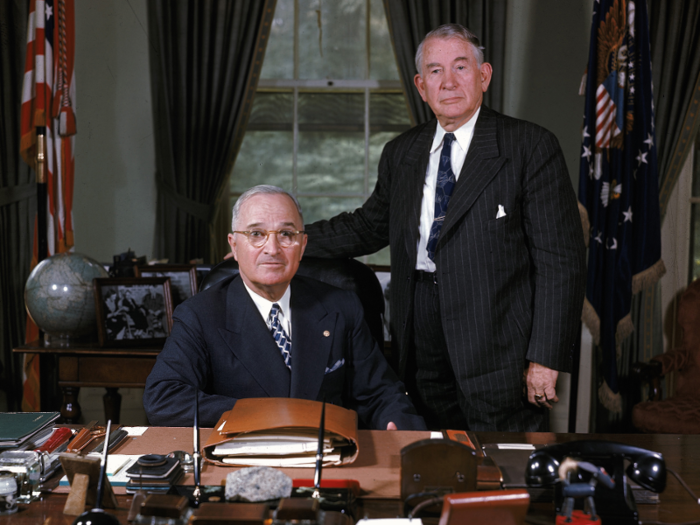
104;388;122;424
62;386;81;423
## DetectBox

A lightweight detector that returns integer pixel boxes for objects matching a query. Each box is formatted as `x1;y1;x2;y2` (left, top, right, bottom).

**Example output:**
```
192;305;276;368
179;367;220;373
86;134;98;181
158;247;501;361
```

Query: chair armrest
632;360;663;401
651;347;690;376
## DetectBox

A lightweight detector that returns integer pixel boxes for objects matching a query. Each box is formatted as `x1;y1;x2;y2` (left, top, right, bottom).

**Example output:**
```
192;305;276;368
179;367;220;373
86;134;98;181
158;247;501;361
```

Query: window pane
691;203;700;281
365;245;390;265
693;134;700;197
297;132;365;193
299;93;364;128
369;131;402;187
261;0;294;79
298;196;365;224
370;93;412;129
369;0;399;80
248;92;293;130
230;131;293;193
298;0;366;79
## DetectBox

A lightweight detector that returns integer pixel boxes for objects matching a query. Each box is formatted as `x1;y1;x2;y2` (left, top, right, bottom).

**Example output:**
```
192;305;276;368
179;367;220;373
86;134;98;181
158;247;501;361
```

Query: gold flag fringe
580;256;665;414
632;259;666;294
599;380;623;414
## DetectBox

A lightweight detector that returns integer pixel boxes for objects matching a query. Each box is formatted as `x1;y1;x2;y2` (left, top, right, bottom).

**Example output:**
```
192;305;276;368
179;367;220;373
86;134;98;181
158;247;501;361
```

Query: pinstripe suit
304;106;586;431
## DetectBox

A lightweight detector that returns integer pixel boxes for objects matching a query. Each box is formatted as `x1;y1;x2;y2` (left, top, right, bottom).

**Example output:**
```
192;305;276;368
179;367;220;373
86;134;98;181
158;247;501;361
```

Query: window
229;0;412;265
689;133;700;281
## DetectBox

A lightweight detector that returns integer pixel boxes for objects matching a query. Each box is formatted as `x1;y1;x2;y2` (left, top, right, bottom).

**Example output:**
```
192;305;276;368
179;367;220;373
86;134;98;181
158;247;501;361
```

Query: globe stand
43;334;73;348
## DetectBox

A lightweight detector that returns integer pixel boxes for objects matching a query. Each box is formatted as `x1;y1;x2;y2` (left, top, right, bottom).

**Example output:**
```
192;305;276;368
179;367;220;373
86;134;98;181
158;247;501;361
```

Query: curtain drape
147;0;276;264
0;0;36;411
652;0;700;217
382;0;506;126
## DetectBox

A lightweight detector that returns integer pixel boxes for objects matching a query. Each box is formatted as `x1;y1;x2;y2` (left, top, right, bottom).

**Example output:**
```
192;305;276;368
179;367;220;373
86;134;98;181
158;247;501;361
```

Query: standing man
303;24;586;431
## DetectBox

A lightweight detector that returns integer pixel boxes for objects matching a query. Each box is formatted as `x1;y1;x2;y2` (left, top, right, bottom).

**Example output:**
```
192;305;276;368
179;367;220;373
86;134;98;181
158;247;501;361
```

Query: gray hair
231;185;304;231
415;24;485;74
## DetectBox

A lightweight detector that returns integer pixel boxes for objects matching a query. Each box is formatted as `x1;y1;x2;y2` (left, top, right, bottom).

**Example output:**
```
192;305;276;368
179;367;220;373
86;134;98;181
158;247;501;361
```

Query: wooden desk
2;430;699;524
13;342;160;424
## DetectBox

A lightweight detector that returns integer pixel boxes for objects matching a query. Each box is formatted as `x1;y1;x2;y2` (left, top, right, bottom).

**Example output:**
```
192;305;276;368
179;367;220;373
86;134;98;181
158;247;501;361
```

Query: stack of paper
203;398;360;468
211;430;346;467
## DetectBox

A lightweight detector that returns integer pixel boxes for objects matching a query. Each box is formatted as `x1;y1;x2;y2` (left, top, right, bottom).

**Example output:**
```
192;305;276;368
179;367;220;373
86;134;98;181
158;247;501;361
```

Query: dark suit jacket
143;274;426;430
303;106;586;427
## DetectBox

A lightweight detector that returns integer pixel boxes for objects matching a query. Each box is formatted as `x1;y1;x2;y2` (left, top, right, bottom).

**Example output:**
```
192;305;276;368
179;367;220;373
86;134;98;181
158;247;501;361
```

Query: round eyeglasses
233;229;306;248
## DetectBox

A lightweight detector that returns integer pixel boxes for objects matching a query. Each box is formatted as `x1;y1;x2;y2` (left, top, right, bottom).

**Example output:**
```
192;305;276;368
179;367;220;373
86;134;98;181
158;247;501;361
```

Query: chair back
199;257;385;347
672;278;700;394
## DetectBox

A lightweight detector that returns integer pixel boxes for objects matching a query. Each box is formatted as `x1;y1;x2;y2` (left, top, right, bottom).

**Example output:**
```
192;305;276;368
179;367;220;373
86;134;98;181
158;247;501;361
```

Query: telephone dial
525;441;666;524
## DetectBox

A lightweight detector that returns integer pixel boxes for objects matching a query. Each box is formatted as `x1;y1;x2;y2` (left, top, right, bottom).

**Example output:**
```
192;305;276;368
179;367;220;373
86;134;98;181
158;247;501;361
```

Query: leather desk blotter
203;398;359;468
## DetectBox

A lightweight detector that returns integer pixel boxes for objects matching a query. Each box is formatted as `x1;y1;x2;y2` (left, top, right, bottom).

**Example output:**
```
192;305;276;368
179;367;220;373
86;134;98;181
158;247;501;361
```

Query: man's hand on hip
525;362;559;409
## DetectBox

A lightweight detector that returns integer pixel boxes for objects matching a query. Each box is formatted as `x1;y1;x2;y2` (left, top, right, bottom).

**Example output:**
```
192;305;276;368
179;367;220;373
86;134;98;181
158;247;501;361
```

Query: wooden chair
631;279;700;433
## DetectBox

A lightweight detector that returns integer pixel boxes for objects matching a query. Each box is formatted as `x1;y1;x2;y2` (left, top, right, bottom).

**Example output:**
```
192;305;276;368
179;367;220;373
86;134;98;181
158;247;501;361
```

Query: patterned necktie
426;133;457;261
269;303;292;369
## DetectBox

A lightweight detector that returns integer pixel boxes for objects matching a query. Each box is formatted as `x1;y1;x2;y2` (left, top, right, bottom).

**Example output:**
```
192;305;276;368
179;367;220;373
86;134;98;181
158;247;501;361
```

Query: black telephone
525;441;666;524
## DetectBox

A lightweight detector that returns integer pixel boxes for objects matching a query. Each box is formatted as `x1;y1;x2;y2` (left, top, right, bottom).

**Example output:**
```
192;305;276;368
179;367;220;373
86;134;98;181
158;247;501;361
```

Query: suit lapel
439;107;505;241
288;279;335;400
402;121;436;262
221;276;291;397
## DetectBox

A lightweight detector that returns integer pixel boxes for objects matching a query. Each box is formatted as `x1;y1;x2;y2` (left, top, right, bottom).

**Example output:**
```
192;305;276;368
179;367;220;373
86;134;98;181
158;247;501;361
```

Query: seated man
144;185;426;430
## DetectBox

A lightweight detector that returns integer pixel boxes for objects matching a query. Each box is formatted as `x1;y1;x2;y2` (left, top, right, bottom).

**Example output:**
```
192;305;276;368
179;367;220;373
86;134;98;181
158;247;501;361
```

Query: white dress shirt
242;281;292;338
415;106;481;272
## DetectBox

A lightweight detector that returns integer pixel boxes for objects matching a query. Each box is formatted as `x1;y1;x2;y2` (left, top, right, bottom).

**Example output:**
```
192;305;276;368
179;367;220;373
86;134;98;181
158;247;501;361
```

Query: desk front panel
57;355;156;388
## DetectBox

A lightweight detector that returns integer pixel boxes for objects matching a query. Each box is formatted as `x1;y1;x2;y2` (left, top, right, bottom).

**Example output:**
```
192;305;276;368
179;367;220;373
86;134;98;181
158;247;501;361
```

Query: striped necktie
269;303;292;369
426;132;457;261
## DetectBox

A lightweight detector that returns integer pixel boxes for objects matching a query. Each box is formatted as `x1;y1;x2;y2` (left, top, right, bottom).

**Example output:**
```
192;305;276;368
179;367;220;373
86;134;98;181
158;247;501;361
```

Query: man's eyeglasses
233;229;306;248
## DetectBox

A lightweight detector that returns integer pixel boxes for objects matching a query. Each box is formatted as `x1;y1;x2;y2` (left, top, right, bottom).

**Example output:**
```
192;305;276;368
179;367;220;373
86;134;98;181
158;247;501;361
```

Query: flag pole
35;126;48;263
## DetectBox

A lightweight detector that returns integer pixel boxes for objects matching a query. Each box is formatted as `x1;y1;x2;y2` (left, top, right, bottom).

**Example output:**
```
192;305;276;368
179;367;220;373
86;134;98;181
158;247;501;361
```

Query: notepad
0;412;60;447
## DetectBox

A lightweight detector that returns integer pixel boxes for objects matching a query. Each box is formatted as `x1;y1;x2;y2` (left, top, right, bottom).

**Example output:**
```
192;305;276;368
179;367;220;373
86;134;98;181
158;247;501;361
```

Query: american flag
578;0;664;414
20;0;76;411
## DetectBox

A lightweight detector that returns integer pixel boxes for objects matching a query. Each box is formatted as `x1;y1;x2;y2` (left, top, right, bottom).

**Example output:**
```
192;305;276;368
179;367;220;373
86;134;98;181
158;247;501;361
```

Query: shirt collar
430;106;482;154
242;280;292;321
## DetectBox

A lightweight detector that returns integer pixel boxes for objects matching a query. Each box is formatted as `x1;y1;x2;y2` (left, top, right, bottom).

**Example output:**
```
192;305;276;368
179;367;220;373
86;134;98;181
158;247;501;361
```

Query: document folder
202;398;359;468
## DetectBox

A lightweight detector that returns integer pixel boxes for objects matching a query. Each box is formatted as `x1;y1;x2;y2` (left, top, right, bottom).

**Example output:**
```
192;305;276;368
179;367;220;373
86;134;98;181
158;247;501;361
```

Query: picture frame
135;264;198;308
93;277;173;347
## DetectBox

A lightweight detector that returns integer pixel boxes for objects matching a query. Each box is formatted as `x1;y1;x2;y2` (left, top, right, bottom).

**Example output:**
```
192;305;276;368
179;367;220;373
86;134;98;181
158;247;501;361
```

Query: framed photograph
135;264;198;308
368;265;391;342
94;277;173;347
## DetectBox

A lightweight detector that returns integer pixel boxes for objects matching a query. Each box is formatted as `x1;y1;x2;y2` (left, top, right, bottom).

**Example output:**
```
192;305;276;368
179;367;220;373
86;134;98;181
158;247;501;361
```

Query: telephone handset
525;441;666;524
525;440;666;492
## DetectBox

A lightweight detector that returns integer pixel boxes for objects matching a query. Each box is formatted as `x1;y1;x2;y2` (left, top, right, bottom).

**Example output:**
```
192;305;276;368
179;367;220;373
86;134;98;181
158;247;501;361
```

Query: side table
13;341;161;423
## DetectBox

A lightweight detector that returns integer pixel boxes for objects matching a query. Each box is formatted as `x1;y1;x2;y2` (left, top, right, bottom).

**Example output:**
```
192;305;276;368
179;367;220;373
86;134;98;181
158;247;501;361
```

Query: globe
24;252;109;340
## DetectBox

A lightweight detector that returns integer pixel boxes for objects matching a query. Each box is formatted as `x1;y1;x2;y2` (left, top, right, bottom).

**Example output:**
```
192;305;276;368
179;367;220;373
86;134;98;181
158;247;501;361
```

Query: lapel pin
323;330;330;337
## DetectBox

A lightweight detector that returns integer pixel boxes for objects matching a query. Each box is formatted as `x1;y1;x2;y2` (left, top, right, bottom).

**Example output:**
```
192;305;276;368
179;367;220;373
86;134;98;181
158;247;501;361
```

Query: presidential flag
579;0;664;413
20;0;77;411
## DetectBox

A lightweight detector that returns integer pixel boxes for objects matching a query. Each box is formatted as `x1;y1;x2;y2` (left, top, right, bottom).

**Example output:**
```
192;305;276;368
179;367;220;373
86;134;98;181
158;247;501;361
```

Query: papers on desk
211;430;348;468
58;454;140;487
204;398;360;468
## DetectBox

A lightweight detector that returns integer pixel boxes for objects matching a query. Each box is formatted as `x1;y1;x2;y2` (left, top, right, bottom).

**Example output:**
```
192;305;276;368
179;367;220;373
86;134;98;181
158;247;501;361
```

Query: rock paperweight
225;466;292;502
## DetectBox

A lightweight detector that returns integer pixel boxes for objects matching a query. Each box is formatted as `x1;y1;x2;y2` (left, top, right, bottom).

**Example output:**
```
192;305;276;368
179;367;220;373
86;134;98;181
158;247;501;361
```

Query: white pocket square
325;358;345;374
496;204;506;219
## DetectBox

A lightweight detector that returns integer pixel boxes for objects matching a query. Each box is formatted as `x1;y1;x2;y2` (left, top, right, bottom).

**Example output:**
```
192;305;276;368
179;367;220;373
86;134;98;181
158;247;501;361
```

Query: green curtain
0;0;36;411
148;0;276;264
382;0;506;126
653;0;700;216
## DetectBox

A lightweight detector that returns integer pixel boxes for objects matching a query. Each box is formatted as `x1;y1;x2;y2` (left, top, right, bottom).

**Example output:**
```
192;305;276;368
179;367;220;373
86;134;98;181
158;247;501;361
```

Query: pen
312;400;326;499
